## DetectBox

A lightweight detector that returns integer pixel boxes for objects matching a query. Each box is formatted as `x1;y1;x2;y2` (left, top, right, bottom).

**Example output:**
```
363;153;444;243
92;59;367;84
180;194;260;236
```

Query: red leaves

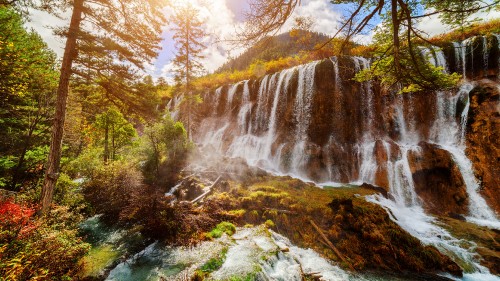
0;199;37;239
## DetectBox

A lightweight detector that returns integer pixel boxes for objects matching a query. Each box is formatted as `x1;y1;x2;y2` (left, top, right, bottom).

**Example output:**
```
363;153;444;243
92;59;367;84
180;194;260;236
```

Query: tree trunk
40;0;84;214
391;0;401;72
111;124;115;160
104;118;109;163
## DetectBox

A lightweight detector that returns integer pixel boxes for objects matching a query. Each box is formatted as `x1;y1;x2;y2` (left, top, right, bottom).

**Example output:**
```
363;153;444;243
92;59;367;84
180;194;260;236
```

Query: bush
0;200;89;280
82;161;143;223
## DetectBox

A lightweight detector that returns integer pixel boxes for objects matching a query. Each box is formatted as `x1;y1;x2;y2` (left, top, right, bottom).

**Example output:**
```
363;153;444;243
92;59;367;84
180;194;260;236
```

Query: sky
25;0;500;82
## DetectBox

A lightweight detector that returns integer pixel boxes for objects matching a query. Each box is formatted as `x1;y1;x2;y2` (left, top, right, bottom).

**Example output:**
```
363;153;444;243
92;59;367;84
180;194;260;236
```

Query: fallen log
191;176;222;204
309;219;356;272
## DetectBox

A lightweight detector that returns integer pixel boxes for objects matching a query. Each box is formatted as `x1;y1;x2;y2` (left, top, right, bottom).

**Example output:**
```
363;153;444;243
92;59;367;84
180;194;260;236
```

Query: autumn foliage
0;198;89;280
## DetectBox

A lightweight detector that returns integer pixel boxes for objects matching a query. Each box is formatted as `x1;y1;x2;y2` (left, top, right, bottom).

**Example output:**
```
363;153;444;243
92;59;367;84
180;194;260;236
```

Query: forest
0;0;500;280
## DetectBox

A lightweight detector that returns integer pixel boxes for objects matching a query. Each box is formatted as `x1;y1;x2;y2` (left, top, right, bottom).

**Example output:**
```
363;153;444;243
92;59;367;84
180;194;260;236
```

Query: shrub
0;200;89;280
82;161;143;223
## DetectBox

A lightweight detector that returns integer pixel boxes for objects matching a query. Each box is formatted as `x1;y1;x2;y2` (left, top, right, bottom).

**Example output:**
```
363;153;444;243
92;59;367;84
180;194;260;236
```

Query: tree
170;3;206;139
91;108;137;163
143;115;189;189
289;16;315;49
241;0;499;92
31;0;167;213
0;6;58;190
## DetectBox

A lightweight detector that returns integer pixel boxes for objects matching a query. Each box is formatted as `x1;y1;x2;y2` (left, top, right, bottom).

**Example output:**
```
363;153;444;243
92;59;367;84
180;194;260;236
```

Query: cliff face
466;80;500;214
170;35;500;218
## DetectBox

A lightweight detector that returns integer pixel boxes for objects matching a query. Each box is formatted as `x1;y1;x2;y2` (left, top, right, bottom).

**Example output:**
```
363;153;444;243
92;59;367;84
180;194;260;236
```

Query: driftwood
263;207;298;215
309;219;356;272
191;176;222;204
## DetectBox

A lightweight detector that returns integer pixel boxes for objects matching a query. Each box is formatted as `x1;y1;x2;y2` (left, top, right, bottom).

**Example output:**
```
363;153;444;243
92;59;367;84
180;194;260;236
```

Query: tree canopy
0;6;58;190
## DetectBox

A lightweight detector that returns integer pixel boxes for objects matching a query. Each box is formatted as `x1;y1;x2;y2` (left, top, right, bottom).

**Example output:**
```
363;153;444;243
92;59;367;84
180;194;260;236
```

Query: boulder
407;142;469;215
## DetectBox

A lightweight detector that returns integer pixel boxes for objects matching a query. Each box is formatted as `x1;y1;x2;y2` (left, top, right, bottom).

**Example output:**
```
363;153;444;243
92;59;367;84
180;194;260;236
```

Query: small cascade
254;75;271;133
237;81;251;134
226;82;239;109
419;45;449;72
495;34;500;78
482;36;489;74
213;87;223;116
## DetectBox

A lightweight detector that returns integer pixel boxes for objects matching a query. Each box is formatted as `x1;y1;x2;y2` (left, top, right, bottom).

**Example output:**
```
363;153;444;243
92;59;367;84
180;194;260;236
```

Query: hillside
217;30;330;72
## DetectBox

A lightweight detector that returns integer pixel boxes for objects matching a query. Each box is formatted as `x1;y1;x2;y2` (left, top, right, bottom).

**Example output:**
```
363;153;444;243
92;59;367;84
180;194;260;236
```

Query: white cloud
417;8;500;37
24;9;67;58
281;0;342;36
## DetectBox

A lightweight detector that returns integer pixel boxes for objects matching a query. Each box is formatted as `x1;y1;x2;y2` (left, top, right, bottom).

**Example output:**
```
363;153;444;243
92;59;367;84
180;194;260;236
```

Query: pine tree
170;3;206;139
27;0;168;213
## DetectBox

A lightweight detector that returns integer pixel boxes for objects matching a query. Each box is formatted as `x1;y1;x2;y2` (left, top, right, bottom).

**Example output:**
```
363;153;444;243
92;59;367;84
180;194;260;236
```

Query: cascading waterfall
364;42;500;279
186;34;500;279
290;61;319;175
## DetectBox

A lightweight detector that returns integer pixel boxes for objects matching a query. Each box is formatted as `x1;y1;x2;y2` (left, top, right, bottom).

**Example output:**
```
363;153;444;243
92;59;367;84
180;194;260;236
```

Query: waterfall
194;40;500;278
482;36;489;74
264;68;295;163
213;87;223;116
226;82;239;109
237;81;251;134
290;61;319;175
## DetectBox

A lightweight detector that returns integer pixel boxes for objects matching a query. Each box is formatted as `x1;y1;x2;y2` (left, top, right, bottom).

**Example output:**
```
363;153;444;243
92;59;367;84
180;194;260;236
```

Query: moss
200;175;461;276
438;217;500;274
227;209;246;217
226;273;258;281
80;245;120;277
206;222;236;239
199;247;228;273
264;219;275;228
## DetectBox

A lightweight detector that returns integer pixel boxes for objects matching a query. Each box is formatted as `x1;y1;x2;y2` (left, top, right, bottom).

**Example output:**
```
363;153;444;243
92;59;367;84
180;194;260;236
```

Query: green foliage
65;146;105;179
355;22;461;94
206;222;236;239
53;173;85;208
422;0;488;30
264;219;275;228
170;3;206;85
142;115;190;188
0;6;58;190
90;107;137;162
218;30;329;73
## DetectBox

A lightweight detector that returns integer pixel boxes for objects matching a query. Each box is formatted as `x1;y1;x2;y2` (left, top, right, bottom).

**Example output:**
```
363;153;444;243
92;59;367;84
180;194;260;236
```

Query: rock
360;183;389;198
465;80;500;215
407;142;469;215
